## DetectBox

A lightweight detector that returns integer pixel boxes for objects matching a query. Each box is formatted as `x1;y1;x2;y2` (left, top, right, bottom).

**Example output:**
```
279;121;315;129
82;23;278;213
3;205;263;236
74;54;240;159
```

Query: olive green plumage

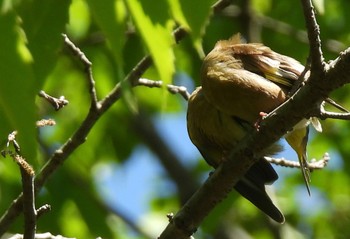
200;34;318;195
187;87;285;223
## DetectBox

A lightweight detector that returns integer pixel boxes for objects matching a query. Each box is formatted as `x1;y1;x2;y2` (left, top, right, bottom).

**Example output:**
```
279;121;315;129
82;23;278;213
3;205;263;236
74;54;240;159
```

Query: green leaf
252;0;272;14
178;0;215;57
168;0;190;31
126;0;175;86
86;0;139;111
313;0;325;15
0;10;36;161
86;0;127;69
67;0;91;39
18;0;70;89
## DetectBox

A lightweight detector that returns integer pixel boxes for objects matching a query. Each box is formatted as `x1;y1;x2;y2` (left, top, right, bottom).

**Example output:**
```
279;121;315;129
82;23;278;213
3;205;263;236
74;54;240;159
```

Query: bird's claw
254;112;268;131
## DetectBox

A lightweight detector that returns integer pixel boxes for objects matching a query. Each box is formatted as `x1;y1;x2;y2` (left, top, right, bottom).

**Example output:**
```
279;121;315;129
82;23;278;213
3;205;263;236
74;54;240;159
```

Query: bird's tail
234;159;285;223
285;126;311;195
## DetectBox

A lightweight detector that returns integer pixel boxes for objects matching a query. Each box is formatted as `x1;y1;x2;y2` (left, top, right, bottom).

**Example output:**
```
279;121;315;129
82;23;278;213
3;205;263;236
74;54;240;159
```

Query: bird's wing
230;43;304;89
203;65;287;122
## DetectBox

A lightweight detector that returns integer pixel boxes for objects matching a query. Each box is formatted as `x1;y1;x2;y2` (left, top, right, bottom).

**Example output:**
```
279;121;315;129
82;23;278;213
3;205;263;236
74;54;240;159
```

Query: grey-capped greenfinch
200;34;322;195
187;86;285;223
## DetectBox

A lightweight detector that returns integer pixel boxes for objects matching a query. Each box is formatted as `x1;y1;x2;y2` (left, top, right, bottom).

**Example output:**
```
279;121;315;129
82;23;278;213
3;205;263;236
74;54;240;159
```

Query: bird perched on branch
200;34;324;196
187;34;349;222
187;87;285;223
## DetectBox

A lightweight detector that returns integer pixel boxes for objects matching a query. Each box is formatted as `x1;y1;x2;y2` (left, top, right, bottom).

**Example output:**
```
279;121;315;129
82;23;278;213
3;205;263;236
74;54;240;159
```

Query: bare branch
36;204;51;220
301;0;325;71
62;34;99;109
212;0;232;14
324;98;350;113
19;161;36;239
4;131;20;154
8;153;36;239
36;119;56;128
319;109;350;120
166;85;191;101
137;78;190;101
38;91;69;111
265;153;330;170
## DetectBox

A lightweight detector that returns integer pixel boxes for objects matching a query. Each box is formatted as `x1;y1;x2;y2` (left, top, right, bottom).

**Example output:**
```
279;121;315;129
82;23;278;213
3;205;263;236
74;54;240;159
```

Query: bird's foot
254;112;268;131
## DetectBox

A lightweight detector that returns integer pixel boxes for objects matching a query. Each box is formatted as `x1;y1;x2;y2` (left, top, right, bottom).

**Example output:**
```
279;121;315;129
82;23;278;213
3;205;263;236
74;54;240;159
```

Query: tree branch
38;91;69;111
137;78;190;101
265;153;330;170
301;0;325;71
36;205;51;220
17;156;36;239
62;34;99;109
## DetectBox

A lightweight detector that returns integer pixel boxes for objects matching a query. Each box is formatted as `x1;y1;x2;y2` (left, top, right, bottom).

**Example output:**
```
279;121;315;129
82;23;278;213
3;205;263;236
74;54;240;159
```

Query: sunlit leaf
86;0;127;69
126;0;175;86
0;10;36;162
168;0;190;31
178;0;215;57
18;0;70;88
67;0;91;39
313;0;325;15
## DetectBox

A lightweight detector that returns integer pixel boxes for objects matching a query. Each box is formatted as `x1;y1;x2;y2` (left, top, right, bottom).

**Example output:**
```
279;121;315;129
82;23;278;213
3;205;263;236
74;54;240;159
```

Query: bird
200;34;323;195
187;86;285;223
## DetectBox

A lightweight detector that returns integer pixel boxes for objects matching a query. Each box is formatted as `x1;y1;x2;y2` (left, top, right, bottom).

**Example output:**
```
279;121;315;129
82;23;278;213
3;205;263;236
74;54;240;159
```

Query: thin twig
167;85;191;101
137;78;190;101
310;99;350;120
62;34;99;109
265;153;330;170
318;109;350;120
36;204;51;219
212;0;232;14
11;154;36;239
36;119;56;128
6;131;20;154
324;98;350;113
289;0;325;97
38;91;69;111
301;0;325;71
